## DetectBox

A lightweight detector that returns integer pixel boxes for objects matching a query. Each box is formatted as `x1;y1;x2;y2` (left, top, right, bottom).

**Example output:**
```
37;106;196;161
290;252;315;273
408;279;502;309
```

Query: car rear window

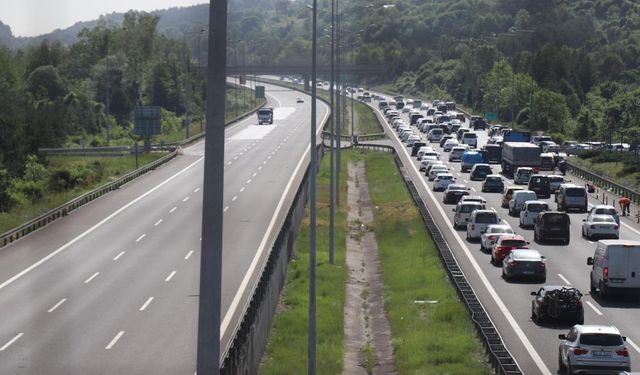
500;239;527;247
549;177;564;183
463;133;477;138
530;176;548;184
565;187;586;197
528;204;547;212
490;227;512;234
596;208;616;216
438;175;452;180
593;216;615;223
476;166;491;172
475;213;498;223
460;204;481;213
544;214;569;224
579;334;623;346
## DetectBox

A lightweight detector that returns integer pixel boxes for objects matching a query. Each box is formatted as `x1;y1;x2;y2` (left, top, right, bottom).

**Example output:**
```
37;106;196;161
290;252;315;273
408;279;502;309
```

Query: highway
362;93;640;374
0;82;328;374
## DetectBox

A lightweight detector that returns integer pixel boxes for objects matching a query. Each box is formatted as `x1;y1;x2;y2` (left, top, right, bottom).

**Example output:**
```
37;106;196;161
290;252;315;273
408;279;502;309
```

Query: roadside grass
362;150;492;375
570;157;640;192
0;153;163;235
353;100;383;135
259;154;348;375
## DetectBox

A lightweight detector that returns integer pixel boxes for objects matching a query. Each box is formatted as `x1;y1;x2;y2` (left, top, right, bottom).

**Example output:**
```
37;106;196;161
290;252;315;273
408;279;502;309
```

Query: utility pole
328;0;336;265
335;0;342;206
197;0;226;374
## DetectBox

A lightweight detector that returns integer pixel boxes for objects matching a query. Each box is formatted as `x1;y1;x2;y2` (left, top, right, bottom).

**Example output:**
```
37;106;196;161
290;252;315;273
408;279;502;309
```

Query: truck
412;100;423;109
257;108;274;125
483;144;502;164
502;130;531;143
501;142;541;177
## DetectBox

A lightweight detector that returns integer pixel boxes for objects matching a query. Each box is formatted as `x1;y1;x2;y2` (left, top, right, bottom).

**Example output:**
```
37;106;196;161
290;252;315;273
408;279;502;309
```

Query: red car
491;234;529;265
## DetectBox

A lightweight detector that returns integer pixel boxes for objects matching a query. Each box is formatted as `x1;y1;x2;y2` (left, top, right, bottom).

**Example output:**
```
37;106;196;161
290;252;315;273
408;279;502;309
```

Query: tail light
590;225;598;229
507;260;517;268
616;348;629;357
471;224;475;231
603;267;609;283
539;262;546;269
573;348;589;355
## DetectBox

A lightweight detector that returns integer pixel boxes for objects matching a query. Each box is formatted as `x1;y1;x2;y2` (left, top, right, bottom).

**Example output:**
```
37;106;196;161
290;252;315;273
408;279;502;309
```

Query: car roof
458;201;483;206
541;285;573;291
447;184;467;190
575;325;621;335
497;234;526;241
473;163;490;167
513;190;536;195
524;200;548;206
486;224;512;230
510;249;541;259
436;173;454;177
592;205;615;210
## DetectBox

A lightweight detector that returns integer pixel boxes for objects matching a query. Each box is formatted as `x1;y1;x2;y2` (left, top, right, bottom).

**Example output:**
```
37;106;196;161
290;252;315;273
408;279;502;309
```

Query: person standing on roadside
619;196;631;216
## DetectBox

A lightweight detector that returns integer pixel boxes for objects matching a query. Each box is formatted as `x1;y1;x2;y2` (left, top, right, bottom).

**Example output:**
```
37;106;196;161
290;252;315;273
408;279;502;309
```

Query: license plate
592;351;611;357
599;226;609;230
523;271;534;275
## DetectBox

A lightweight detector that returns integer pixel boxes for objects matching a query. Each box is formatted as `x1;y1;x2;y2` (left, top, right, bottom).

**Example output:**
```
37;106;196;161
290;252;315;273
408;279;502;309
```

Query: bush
10;179;47;203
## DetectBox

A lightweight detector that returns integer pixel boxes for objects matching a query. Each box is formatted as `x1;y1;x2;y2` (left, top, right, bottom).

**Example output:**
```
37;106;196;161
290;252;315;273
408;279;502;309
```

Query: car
466;210;501;240
482;175;505;193
528;174;551;199
461;151;484;172
443;184;470;204
581;214;619;240
548;175;566;193
406;135;422;147
502;186;524;208
423;150;440;160
557;184;588;212
453;201;486;229
425;160;445;176
461;132;478;148
589;205;620;226
534;211;571;245
509;190;538;216
519;201;550;228
427;128;444;142
470;164;493;181
428;165;449;181
514;167;534;185
442;138;459;151
419;156;438;171
531;286;584;325
449;146;469;162
416;146;435;160
502;249;546;282
480;224;515;252
433;173;456;191
296;97;304;103
587;240;640;298
558;325;631;374
491;234;529;265
402;106;411;113
439;134;454;147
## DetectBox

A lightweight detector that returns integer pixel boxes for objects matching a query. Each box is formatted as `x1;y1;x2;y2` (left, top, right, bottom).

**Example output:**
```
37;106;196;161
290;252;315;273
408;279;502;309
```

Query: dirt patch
343;161;397;375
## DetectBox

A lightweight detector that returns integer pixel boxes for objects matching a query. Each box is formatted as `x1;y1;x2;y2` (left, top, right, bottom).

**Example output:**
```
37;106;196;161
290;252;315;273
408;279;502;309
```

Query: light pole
325;0;336;265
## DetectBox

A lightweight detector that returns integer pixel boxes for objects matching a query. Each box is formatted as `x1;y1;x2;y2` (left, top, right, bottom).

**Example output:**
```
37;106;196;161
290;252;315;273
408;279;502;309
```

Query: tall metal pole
197;0;226;373
328;0;336;265
308;0;318;374
351;89;355;138
335;0;341;206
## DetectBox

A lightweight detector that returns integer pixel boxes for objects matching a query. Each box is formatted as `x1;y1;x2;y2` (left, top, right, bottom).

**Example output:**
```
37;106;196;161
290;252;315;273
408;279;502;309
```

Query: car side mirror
531;291;537;296
623;336;627;341
558;334;567;340
587;257;594;266
452;208;456;212
582;219;586;222
526;241;530;245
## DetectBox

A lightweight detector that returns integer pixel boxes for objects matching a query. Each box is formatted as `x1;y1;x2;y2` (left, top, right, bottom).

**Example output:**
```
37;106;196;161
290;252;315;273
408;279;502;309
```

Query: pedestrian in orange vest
619;196;631;216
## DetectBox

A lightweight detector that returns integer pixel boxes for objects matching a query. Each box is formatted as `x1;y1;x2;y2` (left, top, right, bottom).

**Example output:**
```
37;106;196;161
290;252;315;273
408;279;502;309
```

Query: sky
0;0;206;37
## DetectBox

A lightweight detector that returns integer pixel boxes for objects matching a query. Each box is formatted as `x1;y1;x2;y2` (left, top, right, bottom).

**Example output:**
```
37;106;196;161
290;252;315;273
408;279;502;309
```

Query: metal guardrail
566;161;640;205
356;132;386;142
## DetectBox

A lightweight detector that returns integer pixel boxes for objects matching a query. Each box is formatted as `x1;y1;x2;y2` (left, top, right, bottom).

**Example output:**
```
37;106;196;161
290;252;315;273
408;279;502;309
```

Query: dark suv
528;174;551;199
534;211;570;245
470;164;493;181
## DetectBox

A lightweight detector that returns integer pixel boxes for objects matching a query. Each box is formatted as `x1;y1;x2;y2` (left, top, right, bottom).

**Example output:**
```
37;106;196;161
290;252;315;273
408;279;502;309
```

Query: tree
530;89;571;133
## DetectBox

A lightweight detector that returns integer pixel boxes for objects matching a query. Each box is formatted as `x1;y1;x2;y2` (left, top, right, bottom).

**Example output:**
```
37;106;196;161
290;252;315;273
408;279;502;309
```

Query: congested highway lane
364;94;640;375
0;82;328;374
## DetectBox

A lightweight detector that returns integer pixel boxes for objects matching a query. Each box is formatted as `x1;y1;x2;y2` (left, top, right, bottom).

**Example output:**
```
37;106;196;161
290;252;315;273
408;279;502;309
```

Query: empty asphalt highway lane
0;82;328;374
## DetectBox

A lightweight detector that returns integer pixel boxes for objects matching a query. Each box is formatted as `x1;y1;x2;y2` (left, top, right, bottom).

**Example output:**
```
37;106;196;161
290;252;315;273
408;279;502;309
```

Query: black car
534;211;570;245
439;135;454;147
531;286;584;325
481;175;504;193
456;128;469;141
528;174;551;199
443;184;470;204
470;164;493;181
411;142;427;157
448;123;461;134
483;144;502;164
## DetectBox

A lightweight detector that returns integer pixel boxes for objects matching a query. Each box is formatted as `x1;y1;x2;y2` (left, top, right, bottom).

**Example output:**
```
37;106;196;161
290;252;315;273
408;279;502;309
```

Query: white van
508;190;538;216
461;132;478;148
587;240;640;298
466;210;501;240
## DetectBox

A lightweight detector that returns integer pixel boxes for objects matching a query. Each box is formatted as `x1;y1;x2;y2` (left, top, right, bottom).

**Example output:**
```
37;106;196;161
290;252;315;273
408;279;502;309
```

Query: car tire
563;238;570;245
558;353;566;373
599;282;608;300
531;306;537;322
539;276;546;283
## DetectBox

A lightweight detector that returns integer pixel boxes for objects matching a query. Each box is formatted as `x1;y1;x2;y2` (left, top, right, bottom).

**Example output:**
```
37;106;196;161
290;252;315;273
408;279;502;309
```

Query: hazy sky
0;0;206;37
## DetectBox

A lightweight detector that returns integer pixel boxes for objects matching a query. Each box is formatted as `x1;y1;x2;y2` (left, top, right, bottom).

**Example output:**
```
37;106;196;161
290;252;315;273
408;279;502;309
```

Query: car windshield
475;213;498;223
486;177;501;182
530;177;547;184
579;334;623;346
460;205;480;213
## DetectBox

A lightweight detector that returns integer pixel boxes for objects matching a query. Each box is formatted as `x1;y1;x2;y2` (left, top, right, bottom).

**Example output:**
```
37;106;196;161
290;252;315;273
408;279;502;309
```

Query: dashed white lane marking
247;179;252;184
185;250;194;260
169;207;177;213
628;338;640;354
232;196;238;202
0;333;23;351
240;187;245;193
135;234;146;242
585;301;603;316
164;271;176;282
463;179;469;183
457;173;461;176
154;219;163;226
227;161;232;165
558;273;572;285
84;272;100;284
223;206;229;212
47;298;67;313
113;251;125;261
194;187;200;193
258;166;263;170
253;172;257;177
234;156;239;160
470;187;476;192
105;331;125;350
139;297;154;311
183;196;190;202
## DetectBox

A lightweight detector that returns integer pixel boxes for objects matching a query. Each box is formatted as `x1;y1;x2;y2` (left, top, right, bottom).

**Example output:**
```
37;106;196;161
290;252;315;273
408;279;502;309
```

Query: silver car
581;214;619;240
558;325;630;374
480;224;514;252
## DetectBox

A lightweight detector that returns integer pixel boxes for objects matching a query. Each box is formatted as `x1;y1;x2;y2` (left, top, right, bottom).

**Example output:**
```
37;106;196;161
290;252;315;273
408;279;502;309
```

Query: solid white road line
0;157;205;292
47;298;67;313
183;196;190;202
557;273;572;285
164;271;176;282
105;331;125;350
135;234;146;242
84;272;100;284
169;207;177;213
154;219;163;226
585;301;603;316
139;297;154;311
113;251;125;261
627;338;640;354
185;250;194;260
0;333;23;351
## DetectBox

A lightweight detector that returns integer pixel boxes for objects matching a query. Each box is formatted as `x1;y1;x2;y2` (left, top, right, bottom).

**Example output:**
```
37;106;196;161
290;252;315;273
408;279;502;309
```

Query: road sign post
134;106;162;152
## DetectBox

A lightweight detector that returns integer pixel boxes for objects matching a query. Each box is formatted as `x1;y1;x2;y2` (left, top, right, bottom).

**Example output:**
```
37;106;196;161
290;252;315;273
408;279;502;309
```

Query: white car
423;150;440;160
417;146;435;160
433;173;456;191
582;214;619;240
588;205;620;225
419;156;438;171
443;139;459;152
400;130;413;141
453;201;486;229
480;224;515;252
428;165;448;180
402;106;411;113
449;146;469;162
519;201;550;227
406;135;421;147
558;325;630;374
425;160;445;177
508;190;538;216
514;167;534;185
466;210;501;240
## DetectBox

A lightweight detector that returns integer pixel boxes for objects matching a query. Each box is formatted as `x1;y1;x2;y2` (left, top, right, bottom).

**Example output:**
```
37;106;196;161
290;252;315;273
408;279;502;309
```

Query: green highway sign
485;112;498;122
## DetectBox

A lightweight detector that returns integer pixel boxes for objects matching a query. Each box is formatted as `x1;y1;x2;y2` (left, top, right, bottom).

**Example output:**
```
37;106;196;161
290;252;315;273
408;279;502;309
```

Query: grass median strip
261;149;491;374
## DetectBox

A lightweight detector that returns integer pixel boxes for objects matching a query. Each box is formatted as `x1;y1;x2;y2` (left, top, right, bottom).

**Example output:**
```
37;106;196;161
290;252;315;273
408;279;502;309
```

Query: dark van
528;174;551;199
534;211;570;245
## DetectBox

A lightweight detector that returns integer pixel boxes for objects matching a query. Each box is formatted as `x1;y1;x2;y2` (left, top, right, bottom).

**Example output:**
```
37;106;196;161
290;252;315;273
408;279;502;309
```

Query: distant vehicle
419;156;438;171
296;97;304;103
528;174;551;198
461;151;484;172
480;224;515;252
439;134;455;148
588;205;619;225
519;201;550;227
406;135;422;147
531;135;552;145
540;140;560;153
530;286;583;325
509;190;538;216
587;240;640;298
469;116;486;130
558;325;630;374
502;143;541;177
491;234;529;265
410;113;424;125
449;146;469;162
412;100;423;109
514;167;534;185
466;210;501;240
502;249;546;282
257;108;274;125
548;175;565;193
539;153;555;171
483;144;502;164
428;165;449;181
460;195;487;205
461;132;478;148
556;184;587;212
481;175;505;193
534;211;571;245
453;201;486;229
502;186;524;208
470;163;493;181
443;138;459;151
443;184;470;204
502;130;531;143
411;142;427;157
433;173;456;191
581;215;619;240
